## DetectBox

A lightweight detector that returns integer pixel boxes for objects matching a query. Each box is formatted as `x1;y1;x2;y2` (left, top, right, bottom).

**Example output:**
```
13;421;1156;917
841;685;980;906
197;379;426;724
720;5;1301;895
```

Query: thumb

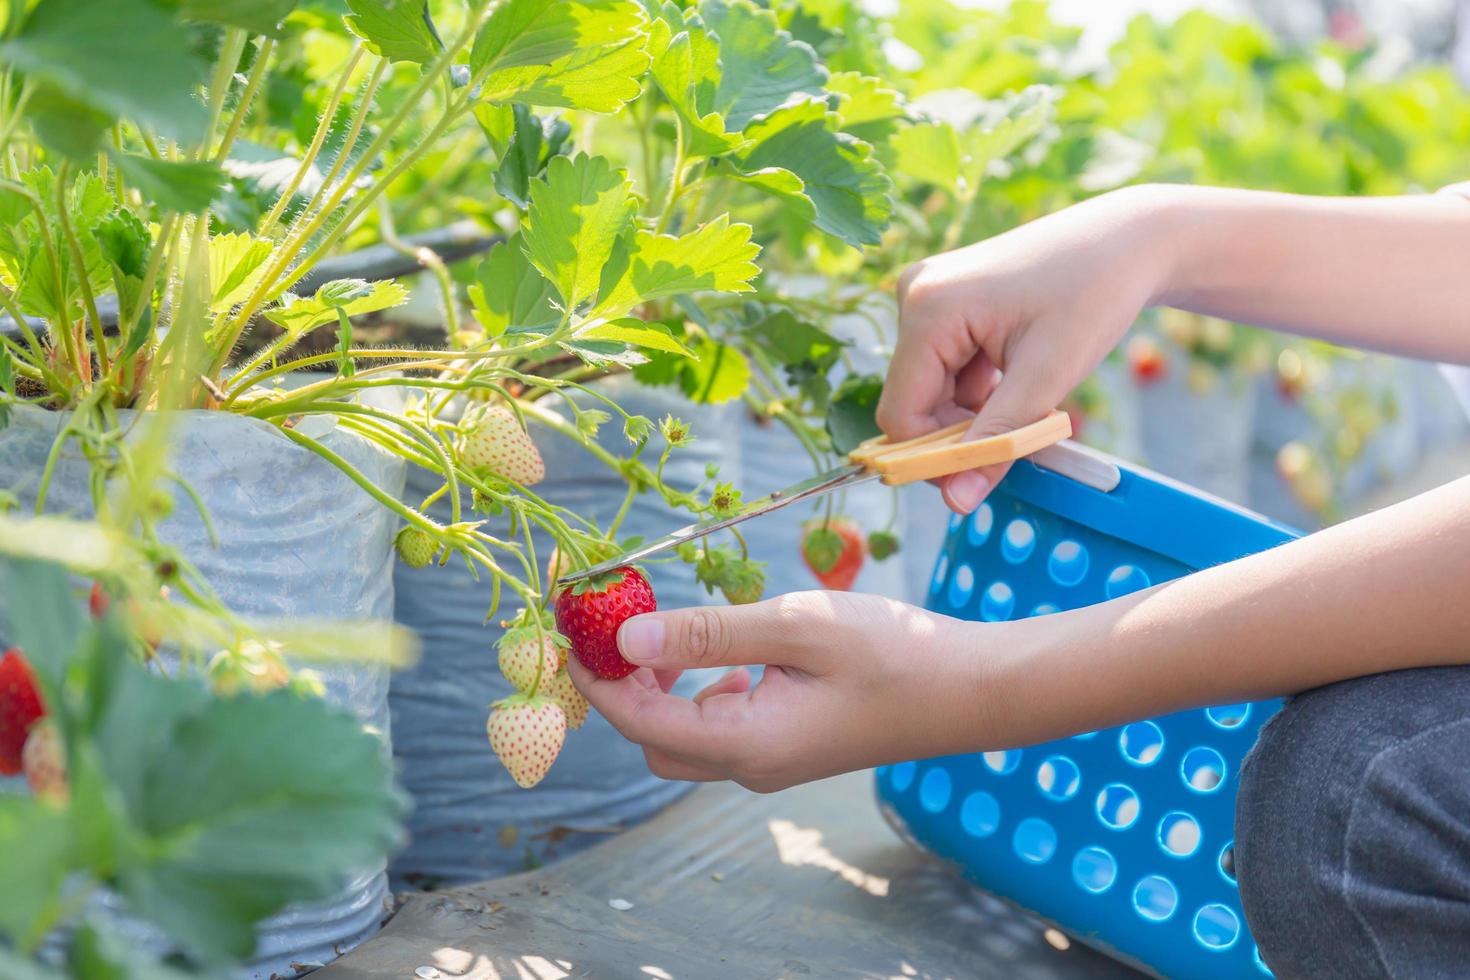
941;338;1074;514
617;599;812;672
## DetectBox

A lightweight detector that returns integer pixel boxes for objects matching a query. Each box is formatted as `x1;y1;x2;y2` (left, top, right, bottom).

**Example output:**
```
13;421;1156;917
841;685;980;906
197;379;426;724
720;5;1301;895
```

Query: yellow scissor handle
849;410;1072;486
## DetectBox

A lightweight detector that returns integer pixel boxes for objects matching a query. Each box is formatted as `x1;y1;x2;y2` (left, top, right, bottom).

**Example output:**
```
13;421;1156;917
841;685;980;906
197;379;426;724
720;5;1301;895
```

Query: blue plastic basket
876;445;1298;979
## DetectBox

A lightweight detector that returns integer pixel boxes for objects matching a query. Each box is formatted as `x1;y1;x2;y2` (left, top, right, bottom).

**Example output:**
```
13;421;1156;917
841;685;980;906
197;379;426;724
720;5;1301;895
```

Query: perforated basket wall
875;452;1297;979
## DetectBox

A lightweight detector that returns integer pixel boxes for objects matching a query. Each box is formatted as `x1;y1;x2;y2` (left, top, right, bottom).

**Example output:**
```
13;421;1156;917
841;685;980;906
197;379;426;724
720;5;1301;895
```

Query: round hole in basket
929;553;949;596
1028;602;1060;617
1036;755;1081;801
919;766;952;813
1047;540;1089;586
966;503;994;546
947;563;976;608
1013;817;1058;864
981;581;1015;621
889;760;917;792
1158;811;1202;858
960;791;1001;837
1218;841;1237;884
1096;783;1141;830
1105;564;1152;598
1181;746;1227;792
1193;903;1241;950
1120;721;1165;766
1001;519;1037;563
1132;875;1179;922
1072;846;1117;894
1206;703;1252;729
982;750;1022;775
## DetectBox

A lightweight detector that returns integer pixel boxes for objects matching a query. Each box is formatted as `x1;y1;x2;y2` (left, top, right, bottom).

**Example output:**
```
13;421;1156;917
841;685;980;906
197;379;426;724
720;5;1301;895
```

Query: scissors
557;410;1073;586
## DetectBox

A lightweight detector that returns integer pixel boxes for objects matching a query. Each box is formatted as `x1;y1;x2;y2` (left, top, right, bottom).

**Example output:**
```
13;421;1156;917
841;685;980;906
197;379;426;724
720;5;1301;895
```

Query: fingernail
618;615;665;665
946;471;990;513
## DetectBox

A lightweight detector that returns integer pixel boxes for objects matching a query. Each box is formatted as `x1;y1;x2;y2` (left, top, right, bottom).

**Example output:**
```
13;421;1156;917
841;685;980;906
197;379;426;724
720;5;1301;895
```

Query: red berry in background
553;566;657;680
801;518;865;591
1126;336;1168;385
89;581;110;619
0;648;45;776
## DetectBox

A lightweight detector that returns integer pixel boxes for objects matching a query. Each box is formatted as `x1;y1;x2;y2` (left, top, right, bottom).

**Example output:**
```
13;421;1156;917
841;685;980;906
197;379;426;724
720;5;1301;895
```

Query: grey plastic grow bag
389;376;732;888
0;405;403;979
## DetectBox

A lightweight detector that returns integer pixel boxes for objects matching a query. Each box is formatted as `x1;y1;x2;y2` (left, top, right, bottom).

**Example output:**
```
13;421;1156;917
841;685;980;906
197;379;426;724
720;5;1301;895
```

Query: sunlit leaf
205;233;273;313
264;279;408;337
701;0;825;130
180;0;298;35
825;71;905;144
891;120;962;189
345;0;440;64
522;153;635;312
477;0;650;113
109;154;225;215
467;238;559;339
591;215;759;320
826;373;883;454
578;318;693;357
646;18;742;158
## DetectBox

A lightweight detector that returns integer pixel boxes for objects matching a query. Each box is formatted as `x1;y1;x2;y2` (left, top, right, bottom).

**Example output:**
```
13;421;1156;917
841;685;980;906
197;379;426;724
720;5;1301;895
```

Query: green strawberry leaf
826;373;883;454
467;238;559;339
747;310;845;373
590;215;760;321
0;794;74;948
476;0;650;113
578;318;693;358
204;232;273;313
891;120;963;190
109;153;225;215
264;279;408;338
345;0;440;65
727;99;893;248
65;920;200;980
25;82;111;158
0;0;207;142
701;0;826;130
646;18;743;159
522;153;635;313
825;71;905;144
94;208;152;333
180;0;299;35
634;332;750;404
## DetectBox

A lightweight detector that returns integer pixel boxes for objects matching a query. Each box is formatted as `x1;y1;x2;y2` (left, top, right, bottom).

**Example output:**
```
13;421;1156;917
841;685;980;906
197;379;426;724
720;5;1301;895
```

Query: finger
566;652;742;766
939;330;1077;514
694;667;751;705
877;315;965;441
616;597;827;673
653;667;683;693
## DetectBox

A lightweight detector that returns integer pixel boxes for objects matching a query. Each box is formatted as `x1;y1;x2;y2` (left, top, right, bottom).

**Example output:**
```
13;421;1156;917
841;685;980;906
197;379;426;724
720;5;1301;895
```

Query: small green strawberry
458;405;545;486
487;694;567;789
720;558;766;605
867;530;901;561
548;669;589;730
497;624;564;694
395;526;437;568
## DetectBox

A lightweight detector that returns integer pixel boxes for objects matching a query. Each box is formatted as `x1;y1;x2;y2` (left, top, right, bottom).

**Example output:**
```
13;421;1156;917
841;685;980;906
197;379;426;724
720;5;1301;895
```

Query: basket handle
850;410;1072;486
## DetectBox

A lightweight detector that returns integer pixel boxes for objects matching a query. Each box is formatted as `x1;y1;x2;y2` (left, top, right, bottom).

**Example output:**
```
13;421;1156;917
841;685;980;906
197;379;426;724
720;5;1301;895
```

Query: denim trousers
1236;666;1470;978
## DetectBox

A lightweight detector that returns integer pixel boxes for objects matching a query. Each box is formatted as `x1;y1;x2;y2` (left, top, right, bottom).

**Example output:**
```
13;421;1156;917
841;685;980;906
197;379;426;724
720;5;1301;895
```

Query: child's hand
566;592;994;792
879;185;1176;512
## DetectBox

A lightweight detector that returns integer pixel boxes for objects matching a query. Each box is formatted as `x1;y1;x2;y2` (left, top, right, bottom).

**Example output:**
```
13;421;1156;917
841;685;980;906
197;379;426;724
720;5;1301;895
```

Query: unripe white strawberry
548;669;589;730
458;405;545;486
23;719;67;805
395;526;437;568
497;627;562;694
487;694;566;788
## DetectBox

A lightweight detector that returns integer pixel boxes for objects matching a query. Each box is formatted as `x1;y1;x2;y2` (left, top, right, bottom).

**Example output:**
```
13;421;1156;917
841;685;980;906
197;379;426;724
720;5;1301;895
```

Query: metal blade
557;463;876;585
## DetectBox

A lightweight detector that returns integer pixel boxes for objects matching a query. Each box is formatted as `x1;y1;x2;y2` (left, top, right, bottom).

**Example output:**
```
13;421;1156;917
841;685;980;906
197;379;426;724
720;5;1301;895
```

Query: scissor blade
557;463;875;585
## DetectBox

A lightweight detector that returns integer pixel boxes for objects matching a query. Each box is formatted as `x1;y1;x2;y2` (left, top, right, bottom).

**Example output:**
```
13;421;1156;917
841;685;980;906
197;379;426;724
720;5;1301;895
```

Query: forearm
972;475;1470;749
1148;185;1470;363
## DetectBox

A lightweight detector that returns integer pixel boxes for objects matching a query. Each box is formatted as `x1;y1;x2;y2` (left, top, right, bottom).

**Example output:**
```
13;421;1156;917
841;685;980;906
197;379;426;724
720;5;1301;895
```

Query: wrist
1109;183;1199;310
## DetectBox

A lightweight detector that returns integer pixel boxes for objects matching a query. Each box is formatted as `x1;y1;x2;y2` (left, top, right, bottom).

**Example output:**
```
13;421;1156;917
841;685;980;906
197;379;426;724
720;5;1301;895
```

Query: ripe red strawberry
89;582;110;618
553;566;657;680
0;648;45;776
801;518;865;591
548;669;589;730
395;526;437;568
487;694;567;788
458;405;545;486
1126;336;1167;385
497;627;562;694
22;718;66;805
